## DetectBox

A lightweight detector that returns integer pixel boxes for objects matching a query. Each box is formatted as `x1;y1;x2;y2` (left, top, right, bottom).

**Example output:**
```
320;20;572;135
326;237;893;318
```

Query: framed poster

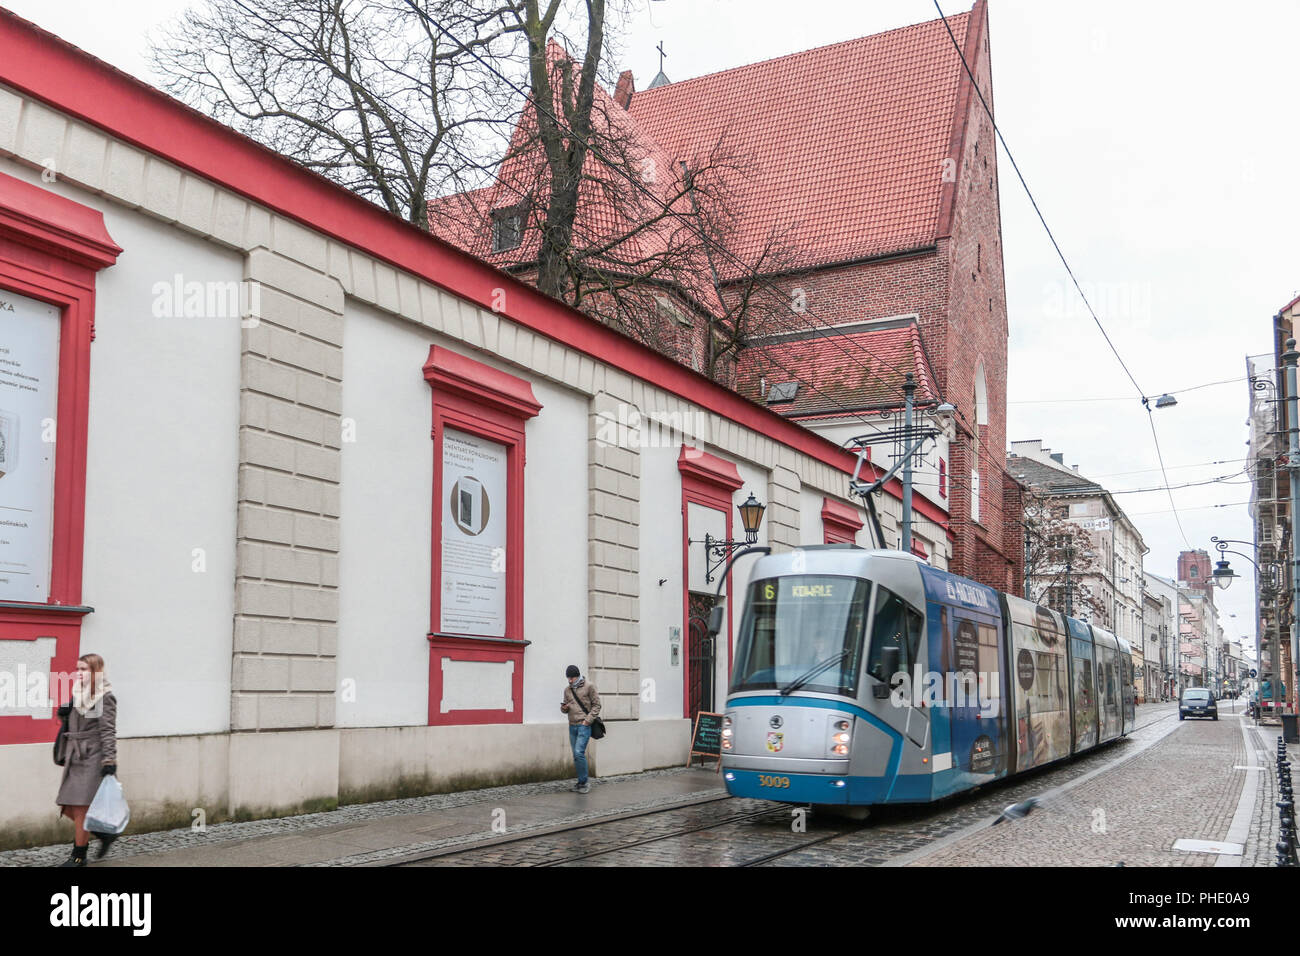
424;345;541;727
440;427;508;637
0;289;60;602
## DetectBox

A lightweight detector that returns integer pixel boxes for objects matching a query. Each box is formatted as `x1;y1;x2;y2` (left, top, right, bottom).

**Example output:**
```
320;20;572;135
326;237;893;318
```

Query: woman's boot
58;843;88;867
92;830;119;859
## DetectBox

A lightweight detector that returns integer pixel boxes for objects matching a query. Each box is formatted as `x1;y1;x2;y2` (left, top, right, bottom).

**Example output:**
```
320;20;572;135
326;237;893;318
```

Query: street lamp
1210;536;1263;590
694;492;767;584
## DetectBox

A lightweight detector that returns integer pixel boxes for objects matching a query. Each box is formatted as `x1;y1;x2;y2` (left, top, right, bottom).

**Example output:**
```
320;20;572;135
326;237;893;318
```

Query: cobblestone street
5;700;1274;868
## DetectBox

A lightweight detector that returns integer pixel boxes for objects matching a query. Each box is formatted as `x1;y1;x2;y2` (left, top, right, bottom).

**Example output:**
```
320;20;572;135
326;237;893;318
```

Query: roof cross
657;41;667;73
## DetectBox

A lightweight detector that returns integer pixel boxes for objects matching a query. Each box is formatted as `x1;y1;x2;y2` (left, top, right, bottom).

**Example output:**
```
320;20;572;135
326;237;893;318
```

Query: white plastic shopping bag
85;775;130;835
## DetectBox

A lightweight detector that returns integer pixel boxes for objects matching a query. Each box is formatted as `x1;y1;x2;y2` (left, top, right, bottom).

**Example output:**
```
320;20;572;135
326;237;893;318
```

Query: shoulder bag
53;702;71;767
569;685;607;740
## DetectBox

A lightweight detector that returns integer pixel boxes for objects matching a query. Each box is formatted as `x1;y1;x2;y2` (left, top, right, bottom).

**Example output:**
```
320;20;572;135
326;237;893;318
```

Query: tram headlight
829;717;851;756
722;715;733;751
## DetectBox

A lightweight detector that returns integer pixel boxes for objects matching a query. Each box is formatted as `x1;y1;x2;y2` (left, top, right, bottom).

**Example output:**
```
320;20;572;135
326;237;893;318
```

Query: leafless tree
1022;488;1108;622
150;0;524;227
156;0;806;378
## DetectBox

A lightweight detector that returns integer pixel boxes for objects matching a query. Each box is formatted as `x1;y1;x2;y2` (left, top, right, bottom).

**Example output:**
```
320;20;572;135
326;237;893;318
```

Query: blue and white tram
720;545;1134;809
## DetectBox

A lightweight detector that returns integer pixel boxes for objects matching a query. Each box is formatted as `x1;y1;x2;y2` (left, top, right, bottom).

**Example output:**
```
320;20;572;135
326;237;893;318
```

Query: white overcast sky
7;0;1297;643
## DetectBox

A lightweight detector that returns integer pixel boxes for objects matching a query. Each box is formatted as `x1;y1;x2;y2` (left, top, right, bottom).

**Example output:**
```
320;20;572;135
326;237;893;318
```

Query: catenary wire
932;0;1193;549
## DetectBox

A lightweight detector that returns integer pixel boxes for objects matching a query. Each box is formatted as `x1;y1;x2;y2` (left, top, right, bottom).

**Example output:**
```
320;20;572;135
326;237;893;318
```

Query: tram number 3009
757;775;791;789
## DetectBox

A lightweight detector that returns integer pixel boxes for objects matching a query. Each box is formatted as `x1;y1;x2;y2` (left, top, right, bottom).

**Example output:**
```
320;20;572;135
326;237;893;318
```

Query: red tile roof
429;9;975;297
628;11;973;276
427;42;726;317
736;321;939;418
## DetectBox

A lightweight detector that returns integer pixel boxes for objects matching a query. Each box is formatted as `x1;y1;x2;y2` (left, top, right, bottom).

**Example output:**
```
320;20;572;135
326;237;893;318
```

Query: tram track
384;794;782;867
388;706;1183;868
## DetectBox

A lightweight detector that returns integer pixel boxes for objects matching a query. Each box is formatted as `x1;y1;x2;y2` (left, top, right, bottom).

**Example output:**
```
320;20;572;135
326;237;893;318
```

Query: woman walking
56;653;119;866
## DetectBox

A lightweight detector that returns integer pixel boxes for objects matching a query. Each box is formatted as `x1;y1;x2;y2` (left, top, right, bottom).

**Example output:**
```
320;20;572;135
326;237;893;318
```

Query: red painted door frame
678;446;743;719
0;171;120;745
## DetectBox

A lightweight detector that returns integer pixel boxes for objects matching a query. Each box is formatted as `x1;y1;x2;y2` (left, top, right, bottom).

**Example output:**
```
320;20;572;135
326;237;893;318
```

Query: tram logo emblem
766;732;785;752
769;716;783;729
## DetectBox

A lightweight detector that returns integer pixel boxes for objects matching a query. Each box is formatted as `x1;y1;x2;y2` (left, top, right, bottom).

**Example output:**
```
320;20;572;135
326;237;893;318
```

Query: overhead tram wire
420;11;941;410
1009;376;1248;405
932;0;1192;550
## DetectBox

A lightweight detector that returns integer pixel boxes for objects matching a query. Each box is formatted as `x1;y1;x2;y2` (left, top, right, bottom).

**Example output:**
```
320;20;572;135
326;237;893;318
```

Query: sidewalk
906;701;1270;867
0;766;726;868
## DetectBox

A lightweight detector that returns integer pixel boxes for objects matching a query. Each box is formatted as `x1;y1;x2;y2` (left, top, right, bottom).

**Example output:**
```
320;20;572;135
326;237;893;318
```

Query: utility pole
902;373;916;554
1064;543;1073;617
1284;338;1300;717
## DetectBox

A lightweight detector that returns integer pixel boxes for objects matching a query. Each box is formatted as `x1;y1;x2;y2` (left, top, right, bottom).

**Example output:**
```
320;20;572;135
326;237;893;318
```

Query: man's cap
566;665;580;678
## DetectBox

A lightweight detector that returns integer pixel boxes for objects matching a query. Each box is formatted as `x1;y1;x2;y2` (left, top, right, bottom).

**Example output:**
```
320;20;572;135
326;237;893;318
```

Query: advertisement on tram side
1005;595;1072;771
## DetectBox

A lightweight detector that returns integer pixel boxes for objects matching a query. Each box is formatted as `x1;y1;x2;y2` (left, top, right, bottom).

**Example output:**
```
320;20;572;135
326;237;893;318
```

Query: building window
491;206;524;253
423;345;541;726
939;458;947;498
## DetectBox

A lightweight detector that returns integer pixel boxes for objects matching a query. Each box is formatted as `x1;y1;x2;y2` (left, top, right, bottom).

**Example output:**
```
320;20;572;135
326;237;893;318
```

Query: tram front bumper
722;764;862;804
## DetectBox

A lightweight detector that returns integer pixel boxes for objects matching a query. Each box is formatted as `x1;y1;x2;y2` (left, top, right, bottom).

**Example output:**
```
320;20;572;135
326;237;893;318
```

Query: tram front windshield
732;575;870;696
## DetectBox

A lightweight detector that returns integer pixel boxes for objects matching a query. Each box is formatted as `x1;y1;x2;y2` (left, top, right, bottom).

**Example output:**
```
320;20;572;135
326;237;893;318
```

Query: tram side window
977;623;1000;706
867;588;921;683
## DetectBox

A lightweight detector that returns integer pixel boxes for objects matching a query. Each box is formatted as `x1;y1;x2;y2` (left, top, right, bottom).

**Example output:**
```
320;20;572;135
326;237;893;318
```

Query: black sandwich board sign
688;711;724;769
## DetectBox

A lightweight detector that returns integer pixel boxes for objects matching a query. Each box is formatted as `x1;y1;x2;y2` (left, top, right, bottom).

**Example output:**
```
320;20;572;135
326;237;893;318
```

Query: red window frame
424;346;540;726
821;497;863;545
0;171;120;745
939;458;947;499
678;445;743;719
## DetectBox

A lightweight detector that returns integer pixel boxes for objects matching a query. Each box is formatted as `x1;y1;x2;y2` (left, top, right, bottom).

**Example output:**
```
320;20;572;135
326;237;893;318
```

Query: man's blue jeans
569;723;592;785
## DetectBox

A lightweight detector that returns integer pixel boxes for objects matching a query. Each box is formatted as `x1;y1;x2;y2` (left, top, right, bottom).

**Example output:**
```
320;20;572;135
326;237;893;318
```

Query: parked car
1180;688;1217;721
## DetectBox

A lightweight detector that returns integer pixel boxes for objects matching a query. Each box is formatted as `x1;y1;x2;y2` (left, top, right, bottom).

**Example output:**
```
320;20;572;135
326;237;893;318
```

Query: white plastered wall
639;443;684;722
335;299;588;729
0;158;242;738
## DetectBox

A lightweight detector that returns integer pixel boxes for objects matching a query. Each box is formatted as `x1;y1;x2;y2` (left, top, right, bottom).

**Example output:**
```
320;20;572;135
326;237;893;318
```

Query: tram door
688;591;715;719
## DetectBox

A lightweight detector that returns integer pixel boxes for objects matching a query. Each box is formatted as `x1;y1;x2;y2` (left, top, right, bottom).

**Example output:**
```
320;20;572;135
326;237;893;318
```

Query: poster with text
440;428;507;636
0;290;60;603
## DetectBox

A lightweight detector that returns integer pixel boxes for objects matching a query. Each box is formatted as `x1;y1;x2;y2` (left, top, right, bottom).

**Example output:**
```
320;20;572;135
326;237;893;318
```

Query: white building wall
335;300;590;728
49;169;242;739
336;301;434;728
519;378;589;722
639;443;684;721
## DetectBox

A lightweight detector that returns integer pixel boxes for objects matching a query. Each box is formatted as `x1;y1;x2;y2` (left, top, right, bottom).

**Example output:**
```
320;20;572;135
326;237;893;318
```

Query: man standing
561;665;601;793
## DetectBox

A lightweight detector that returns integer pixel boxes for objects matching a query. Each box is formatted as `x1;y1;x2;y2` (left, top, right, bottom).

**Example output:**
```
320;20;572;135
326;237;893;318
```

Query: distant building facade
1246;294;1298;710
1144;572;1179;701
1007;441;1147;654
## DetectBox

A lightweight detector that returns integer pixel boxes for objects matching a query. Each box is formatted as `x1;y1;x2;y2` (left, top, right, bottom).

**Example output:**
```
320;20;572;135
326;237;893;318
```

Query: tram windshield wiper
778;649;850;696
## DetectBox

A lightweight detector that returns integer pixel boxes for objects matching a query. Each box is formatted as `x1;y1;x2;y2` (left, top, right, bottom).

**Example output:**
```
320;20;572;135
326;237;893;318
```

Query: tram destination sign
688;711;724;768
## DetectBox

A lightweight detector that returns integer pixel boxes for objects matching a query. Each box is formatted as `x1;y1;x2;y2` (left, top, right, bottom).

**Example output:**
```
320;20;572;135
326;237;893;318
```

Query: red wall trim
0;171;122;270
678;445;746;719
426;635;526;727
424;345;542;421
677;445;743;491
821;496;864;545
0;171;118;745
0;11;943;521
425;346;541;726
